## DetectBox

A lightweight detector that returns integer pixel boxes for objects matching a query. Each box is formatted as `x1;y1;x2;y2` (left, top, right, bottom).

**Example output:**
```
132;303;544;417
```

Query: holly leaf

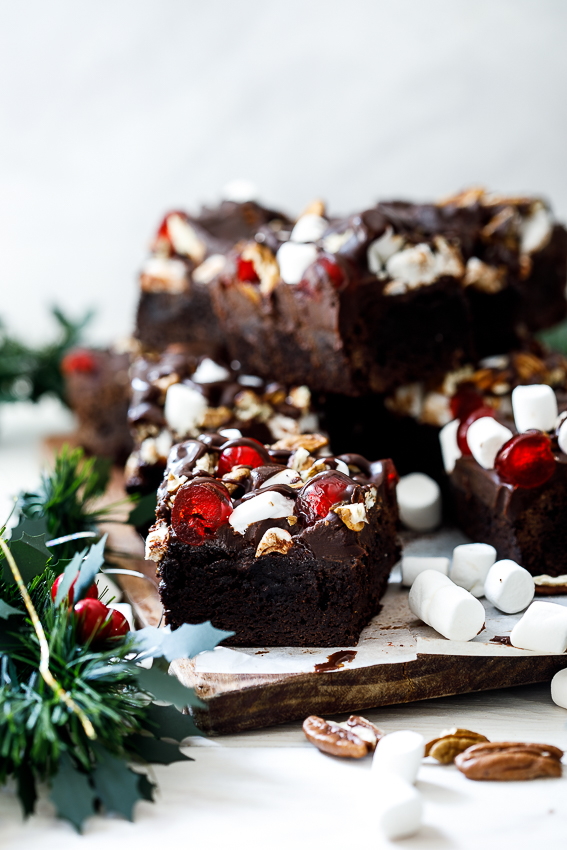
128;734;192;765
0;599;24;619
10;515;48;540
16;764;37;818
91;747;144;821
144;702;203;741
134;621;233;662
54;548;85;605
137;772;156;802
134;665;206;709
73;534;107;601
4;533;51;585
127;491;157;527
49;754;97;833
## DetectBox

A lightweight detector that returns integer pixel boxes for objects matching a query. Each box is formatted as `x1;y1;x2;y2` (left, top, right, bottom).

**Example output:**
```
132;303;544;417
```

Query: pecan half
303;715;383;758
455;742;563;781
425;728;489;764
272;433;328;452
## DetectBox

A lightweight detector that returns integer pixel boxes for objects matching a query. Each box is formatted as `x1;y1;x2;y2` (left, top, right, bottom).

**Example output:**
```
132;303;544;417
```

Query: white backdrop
1;0;567;345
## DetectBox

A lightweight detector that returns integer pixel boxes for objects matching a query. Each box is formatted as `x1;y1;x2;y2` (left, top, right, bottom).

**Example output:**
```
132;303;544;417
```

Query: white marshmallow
559;418;567;455
511;601;567;654
484;559;535;614
396;473;441;532
259;468;302;488
141;256;187;292
386;243;438;287
222;178;258;203
451;543;497;597
229;492;295;535
166;214;206;262
218;428;242;441
511;384;558;433
276;242;318;285
551;668;567;709
372;730;425;785
164;383;208;436
191;358;231;384
401;556;450;587
520;204;553;254
467;416;513;469
374;776;423;841
367;227;405;274
409;571;485;642
290;214;328;244
439;418;462;473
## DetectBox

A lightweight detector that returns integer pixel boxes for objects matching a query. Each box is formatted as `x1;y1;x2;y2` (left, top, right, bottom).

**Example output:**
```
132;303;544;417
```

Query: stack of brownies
65;185;567;645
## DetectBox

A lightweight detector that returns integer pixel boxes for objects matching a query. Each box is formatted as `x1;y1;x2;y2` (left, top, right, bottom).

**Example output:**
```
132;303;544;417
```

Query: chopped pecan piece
455;742;563;781
303;715;383;758
425;728;489;764
272;433;328;452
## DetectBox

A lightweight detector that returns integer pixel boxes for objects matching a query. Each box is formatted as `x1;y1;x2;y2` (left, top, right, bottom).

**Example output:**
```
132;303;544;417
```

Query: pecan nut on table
303;715;384;758
425;728;489;764
455;742;563;781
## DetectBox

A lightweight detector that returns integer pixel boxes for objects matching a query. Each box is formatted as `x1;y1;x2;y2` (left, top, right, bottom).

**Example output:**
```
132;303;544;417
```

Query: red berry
217;439;267;477
74;598;112;647
495;431;556;489
236;257;260;283
106;609;129;641
317;257;346;289
51;574;98;606
61;349;97;375
457;406;496;456
296;471;353;524
450;386;484;421
383;458;399;495
299;255;347;294
172;479;233;545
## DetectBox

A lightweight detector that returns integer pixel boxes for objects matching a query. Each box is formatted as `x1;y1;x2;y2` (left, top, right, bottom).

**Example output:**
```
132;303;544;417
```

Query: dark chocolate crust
151;437;401;646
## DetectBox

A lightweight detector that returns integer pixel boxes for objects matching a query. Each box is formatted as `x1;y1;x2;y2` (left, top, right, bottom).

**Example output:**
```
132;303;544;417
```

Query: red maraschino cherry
74;598;112;647
61;349;97;375
106;609;130;641
296;471;353;524
495;431;556;489
299;255;347;295
236;256;260;283
457;406;496;456
51;574;98;607
450;385;484;421
217;439;267;477
172;479;233;545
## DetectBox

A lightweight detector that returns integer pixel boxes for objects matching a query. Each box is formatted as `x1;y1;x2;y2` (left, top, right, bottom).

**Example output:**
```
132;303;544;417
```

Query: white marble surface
2;0;567;347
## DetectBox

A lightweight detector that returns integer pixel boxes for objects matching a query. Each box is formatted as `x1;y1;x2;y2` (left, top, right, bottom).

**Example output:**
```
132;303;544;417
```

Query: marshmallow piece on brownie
557;418;567;455
164;383;208;436
439;419;461;473
229;491;295;535
551;669;567;709
409;571;485;642
372;730;425;785
401;556;450;587
290;214;328;244
396;473;441;532
511;601;567;653
484;559;535;614
467;417;513;469
451;543;497;597
373;775;423;841
276;242;318;284
512;384;558;433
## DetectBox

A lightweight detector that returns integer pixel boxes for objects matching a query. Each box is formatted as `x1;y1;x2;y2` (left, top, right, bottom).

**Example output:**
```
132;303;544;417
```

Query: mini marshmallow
229;491;295;535
276;242;318;285
558;418;567;455
439;418;461;473
218;428;242;441
396;473;441;532
164;382;207;435
372;730;425;785
451;543;497;597
551;668;567;709
409;571;485;642
520;204;553;254
467;416;513;469
511;384;558;433
191;358;230;384
373;775;423;841
259;468;302;488
401;556;450;587
484;559;535;614
511;601;567;654
367;227;405;274
290;214;328;244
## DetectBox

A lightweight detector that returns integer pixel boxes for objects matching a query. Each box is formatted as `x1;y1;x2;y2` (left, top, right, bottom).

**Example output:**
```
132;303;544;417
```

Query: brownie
125;345;318;496
145;434;401;646
134;199;291;355
62;347;133;462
